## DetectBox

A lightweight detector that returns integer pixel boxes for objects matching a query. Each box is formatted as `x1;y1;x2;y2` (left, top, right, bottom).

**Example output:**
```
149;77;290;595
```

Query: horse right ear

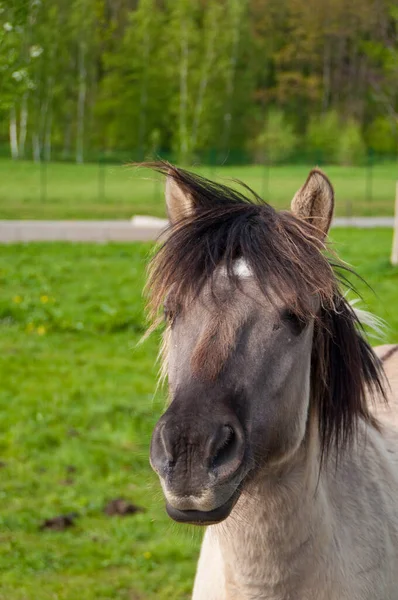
291;169;334;240
165;171;195;224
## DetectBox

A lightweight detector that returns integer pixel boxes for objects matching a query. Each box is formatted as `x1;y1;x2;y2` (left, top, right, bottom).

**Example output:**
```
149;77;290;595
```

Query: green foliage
97;0;167;155
1;0;397;163
252;109;298;164
0;234;397;598
337;120;366;166
306;110;340;163
365;116;398;156
0;1;37;114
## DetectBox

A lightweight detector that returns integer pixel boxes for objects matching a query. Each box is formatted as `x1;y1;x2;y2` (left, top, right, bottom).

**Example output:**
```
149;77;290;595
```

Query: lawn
0;159;397;220
0;230;397;600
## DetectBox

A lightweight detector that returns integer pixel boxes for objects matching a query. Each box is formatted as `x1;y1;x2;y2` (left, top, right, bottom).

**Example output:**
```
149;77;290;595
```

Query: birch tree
167;0;196;162
0;0;37;159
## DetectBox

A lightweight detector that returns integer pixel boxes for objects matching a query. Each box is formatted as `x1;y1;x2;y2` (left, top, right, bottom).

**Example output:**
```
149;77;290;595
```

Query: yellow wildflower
13;295;22;304
143;551;152;560
37;325;46;336
40;295;49;304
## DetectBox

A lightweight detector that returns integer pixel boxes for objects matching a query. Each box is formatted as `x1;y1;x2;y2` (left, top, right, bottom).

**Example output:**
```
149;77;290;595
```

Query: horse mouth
165;489;240;525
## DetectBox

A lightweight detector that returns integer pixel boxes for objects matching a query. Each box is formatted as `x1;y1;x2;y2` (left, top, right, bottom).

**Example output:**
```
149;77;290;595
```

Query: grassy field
0;159;397;220
0;230;397;600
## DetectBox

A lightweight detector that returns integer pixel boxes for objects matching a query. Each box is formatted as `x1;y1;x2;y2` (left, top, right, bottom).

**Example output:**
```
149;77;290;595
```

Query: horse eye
163;305;173;322
281;309;307;335
164;303;178;324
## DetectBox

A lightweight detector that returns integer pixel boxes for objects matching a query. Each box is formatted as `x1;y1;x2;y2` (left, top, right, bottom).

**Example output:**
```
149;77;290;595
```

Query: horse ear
165;172;195;223
291;169;334;239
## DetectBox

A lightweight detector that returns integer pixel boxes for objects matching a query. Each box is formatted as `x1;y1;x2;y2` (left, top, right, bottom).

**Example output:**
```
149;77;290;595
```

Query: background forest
1;0;398;166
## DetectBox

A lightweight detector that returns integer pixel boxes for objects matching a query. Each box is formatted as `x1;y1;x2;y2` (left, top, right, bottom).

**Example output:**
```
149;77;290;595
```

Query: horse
146;163;398;600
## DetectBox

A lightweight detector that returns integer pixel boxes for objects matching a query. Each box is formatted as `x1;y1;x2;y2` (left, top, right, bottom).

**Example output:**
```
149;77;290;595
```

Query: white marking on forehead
234;258;252;278
219;257;253;278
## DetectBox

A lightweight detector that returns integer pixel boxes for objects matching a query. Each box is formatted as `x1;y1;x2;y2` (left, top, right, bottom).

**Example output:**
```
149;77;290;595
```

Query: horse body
146;163;398;599
373;346;398;463
194;404;398;600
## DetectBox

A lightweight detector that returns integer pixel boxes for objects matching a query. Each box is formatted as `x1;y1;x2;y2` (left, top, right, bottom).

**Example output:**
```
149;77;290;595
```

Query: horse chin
165;488;241;526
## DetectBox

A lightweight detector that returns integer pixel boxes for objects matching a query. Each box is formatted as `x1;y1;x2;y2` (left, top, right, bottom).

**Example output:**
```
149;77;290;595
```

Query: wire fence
1;148;397;220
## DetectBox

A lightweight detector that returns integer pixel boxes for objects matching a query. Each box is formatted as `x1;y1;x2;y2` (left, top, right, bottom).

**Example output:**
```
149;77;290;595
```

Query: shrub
338;120;366;166
365;116;397;156
252;109;298;164
306;110;341;163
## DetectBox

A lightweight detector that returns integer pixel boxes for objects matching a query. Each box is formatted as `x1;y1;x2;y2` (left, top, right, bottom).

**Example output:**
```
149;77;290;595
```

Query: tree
97;0;167;157
0;0;40;159
0;0;397;163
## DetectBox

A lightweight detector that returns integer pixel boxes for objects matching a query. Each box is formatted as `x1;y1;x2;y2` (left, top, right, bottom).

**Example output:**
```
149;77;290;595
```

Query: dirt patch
104;498;144;517
39;512;79;531
58;478;74;486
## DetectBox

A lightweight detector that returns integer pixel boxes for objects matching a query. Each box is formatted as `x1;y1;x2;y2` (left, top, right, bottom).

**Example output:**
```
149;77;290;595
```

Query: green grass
0;231;397;599
0;159;397;219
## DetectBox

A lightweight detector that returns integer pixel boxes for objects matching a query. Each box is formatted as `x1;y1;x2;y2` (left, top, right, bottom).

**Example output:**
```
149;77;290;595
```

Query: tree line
0;0;397;165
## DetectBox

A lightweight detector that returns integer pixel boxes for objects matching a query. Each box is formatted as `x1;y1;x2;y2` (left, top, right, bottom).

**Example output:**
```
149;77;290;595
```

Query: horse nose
150;418;245;483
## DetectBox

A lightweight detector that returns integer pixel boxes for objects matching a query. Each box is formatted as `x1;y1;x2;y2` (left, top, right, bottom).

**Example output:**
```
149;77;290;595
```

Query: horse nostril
160;423;175;465
150;421;175;476
209;424;244;480
212;426;236;469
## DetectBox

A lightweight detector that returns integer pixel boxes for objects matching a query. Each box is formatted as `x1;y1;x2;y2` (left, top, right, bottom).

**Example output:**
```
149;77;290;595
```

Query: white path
0;216;394;243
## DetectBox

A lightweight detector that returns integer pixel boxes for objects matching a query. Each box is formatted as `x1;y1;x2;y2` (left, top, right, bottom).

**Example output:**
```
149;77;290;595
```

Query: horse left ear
165;171;195;224
291;168;334;240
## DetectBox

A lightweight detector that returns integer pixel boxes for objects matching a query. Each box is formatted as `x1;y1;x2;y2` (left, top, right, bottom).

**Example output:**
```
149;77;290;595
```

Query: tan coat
193;346;398;600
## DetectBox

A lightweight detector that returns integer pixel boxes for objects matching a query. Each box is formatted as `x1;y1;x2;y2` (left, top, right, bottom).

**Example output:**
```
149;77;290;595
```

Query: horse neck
214;415;332;595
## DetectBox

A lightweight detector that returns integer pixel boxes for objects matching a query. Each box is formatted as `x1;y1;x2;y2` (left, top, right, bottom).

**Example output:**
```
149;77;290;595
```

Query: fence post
345;200;353;219
261;157;269;201
209;148;217;179
391;181;398;266
40;158;47;204
366;148;373;205
98;156;106;203
154;172;161;206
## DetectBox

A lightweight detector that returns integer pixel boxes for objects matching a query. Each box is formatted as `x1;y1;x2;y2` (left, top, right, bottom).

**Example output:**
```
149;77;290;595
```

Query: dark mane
146;164;387;457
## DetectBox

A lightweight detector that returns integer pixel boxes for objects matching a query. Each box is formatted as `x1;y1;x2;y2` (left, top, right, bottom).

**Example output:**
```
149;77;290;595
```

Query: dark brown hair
146;163;386;457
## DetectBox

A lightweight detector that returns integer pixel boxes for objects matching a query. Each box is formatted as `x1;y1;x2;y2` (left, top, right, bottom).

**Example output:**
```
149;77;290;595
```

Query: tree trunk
391;182;398;266
191;7;217;152
222;0;243;154
179;21;189;163
9;106;19;159
76;38;87;164
43;74;54;162
40;88;49;143
32;133;41;163
63;116;72;159
138;28;150;158
335;34;346;105
322;37;331;112
44;103;53;162
32;85;42;162
19;93;29;158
